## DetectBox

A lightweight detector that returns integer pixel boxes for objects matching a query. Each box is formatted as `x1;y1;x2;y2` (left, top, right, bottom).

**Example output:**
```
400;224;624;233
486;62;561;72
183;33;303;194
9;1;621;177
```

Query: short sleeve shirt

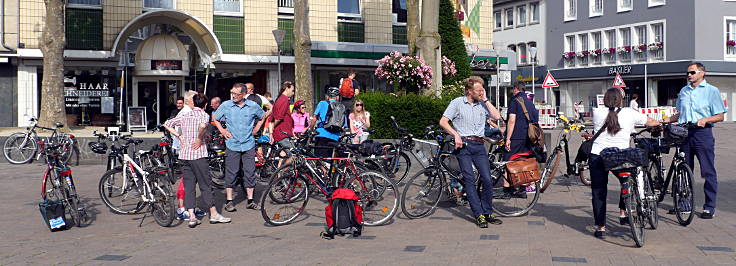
272;95;294;142
507;93;539;140
676;80;727;123
591;107;647;155
442;96;489;137
314;100;340;140
213;99;265;152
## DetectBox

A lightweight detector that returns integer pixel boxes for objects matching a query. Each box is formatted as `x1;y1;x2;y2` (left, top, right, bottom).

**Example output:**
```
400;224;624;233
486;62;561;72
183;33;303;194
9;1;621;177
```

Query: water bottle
636;169;645;201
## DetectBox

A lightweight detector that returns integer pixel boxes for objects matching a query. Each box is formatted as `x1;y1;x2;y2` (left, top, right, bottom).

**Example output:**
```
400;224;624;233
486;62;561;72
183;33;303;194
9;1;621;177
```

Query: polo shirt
676;80;727;124
213;99;265;152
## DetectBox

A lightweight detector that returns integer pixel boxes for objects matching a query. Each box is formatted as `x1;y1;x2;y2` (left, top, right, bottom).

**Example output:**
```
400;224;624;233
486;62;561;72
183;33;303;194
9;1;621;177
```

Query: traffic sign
541;72;559;88
613;73;627;88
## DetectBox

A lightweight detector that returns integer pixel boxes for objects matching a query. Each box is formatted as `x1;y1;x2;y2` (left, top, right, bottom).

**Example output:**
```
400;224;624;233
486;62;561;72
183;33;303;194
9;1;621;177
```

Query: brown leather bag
506;157;541;186
515;97;545;147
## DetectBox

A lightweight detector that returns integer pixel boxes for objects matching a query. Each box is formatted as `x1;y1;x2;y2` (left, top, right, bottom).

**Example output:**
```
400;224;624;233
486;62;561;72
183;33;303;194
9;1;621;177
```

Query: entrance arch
111;10;222;64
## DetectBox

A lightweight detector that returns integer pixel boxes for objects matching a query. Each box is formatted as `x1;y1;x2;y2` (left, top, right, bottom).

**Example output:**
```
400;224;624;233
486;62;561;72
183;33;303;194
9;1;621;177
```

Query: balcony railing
279;0;293;8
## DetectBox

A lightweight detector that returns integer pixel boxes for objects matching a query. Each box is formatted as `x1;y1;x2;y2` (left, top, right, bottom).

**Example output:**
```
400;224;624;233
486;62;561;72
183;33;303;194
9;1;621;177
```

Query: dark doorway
657;78;687;107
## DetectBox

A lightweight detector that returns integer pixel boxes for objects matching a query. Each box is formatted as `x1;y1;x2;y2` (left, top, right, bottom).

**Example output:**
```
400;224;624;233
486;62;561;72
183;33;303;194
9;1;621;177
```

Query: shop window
214;16;244;54
277;18;295;55
393;25;407;45
214;0;242;14
144;0;173;9
65;8;103;50
338;22;364;43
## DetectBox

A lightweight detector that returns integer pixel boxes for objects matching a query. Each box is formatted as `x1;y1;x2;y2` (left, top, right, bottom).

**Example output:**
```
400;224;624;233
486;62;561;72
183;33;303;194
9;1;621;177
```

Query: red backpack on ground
339;78;354;98
322;188;363;239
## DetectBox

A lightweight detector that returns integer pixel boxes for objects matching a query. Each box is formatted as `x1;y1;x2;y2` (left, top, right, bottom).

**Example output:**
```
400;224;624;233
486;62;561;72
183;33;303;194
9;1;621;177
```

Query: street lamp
272;29;286;90
492;41;504;108
528;46;538;102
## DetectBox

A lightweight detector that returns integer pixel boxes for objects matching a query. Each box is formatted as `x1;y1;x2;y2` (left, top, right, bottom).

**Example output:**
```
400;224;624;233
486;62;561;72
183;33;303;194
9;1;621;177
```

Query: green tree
438;0;471;83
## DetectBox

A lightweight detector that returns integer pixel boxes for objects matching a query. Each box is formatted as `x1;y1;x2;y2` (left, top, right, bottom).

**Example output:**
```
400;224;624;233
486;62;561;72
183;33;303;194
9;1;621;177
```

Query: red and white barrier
640;106;677;120
537;106;557;129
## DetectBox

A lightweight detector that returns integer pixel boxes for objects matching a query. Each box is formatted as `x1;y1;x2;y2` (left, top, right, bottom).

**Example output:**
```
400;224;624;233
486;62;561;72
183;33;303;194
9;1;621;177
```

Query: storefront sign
515;75;539;82
64;74;113;109
151;60;182;70
608;65;632;75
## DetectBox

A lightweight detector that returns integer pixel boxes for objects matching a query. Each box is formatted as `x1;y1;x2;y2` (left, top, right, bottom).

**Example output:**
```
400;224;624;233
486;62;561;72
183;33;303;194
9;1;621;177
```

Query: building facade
0;0;505;127
546;0;736;121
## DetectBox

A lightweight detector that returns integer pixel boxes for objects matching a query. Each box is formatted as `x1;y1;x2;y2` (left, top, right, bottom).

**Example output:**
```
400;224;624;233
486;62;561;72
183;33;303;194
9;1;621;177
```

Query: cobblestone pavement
3;125;736;265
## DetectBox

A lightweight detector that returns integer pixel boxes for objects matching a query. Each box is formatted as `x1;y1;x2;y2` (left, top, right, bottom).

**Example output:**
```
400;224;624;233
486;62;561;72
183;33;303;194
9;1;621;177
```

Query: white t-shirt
591;107;647;155
629;99;639;110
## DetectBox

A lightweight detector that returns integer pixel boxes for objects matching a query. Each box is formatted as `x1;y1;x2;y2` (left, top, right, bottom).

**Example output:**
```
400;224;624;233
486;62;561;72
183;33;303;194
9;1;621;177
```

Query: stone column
416;0;441;96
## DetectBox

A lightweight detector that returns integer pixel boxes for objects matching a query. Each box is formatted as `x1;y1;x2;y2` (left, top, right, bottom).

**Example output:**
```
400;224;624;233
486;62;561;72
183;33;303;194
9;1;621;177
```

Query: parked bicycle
40;134;87;227
539;114;591;193
632;123;695;226
608;162;658;248
4;117;77;165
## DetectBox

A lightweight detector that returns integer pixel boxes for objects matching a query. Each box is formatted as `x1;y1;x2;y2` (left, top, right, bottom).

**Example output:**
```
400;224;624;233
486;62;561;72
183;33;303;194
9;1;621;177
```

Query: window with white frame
726;19;736;56
564;0;577;21
68;0;101;6
605;30;617;63
590;0;603;17
619;27;631;62
338;0;361;15
144;0;173;9
579;33;589;65
517;5;527;26
530;2;540;23
214;0;242;14
648;0;665;7
519;43;528;65
634;25;647;61
618;0;632;12
592;32;602;64
528;42;537;63
566;35;576;67
494;11;502;29
650;23;664;59
505;8;514;28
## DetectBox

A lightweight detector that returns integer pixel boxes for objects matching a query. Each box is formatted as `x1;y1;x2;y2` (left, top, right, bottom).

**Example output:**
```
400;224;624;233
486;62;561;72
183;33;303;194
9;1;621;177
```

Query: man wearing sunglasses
663;62;726;219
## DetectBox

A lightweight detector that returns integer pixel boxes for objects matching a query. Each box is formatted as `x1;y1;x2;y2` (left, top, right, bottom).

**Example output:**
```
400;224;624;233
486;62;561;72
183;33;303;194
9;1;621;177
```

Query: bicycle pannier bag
506;157;541;186
322;188;363;239
599;147;648;171
39;199;67;231
664;124;688;145
323;101;347;133
515;97;544;147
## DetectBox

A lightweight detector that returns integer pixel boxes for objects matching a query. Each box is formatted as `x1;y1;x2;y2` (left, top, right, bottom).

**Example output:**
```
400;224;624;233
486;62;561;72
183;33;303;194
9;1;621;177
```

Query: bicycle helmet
326;87;340;97
257;135;270;144
88;142;108;154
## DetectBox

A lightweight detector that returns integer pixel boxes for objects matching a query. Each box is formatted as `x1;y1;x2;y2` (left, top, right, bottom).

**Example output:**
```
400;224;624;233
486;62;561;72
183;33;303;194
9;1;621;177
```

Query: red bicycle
41;135;87;227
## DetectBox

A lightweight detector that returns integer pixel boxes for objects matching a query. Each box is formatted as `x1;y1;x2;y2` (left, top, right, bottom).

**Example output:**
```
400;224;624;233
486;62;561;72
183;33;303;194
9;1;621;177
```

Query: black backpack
322;101;346;133
322;188;363;239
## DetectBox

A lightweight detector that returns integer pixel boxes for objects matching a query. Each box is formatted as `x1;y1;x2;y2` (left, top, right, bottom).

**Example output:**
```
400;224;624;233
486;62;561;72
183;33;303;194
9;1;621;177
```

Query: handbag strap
590;108;622;142
515;96;534;122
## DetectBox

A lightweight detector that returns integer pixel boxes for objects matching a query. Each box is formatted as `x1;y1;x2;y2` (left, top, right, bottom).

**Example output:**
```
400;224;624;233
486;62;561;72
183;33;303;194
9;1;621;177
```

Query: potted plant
375;51;434;93
633;44;648;53
603;47;616;54
562;51;576;59
591;49;602;56
727;40;736;47
617;46;632;54
577;50;590;57
648;42;664;51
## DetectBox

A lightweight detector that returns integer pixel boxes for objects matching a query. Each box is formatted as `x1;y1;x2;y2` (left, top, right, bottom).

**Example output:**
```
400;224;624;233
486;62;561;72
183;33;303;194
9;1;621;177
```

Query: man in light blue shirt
664;62;726;219
213;83;268;212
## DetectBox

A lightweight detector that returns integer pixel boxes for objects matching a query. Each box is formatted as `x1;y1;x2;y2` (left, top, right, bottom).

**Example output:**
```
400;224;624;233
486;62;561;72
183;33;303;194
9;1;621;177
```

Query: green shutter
214;16;244;54
277;18;295;56
337;22;364;43
392;25;407;45
65;9;103;50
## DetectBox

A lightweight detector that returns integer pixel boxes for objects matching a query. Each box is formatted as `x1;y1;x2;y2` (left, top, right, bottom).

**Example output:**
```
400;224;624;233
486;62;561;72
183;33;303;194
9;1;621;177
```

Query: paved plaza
3;126;736;265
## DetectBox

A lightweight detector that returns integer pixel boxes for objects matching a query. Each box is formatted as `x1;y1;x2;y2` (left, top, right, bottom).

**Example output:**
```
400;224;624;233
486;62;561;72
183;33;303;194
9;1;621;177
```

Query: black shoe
619;216;630;225
594;230;606;239
701;210;714;219
224;201;237;212
476;215;488;228
484;214;503;225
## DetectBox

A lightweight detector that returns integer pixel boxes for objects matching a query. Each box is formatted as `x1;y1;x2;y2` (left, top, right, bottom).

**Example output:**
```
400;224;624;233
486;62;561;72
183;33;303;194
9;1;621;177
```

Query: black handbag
39;199;67;231
575;108;620;163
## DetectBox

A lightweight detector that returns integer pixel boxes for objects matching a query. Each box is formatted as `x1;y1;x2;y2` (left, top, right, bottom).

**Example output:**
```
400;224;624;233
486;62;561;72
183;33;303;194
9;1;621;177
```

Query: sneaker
525;185;537;193
701;210;714;219
619;216;630;225
224;201;237;212
209;214;232;224
246;202;260;210
176;209;190;221
194;208;207;217
188;218;201;228
484;214;503;225
594;230;606;239
476;215;488;228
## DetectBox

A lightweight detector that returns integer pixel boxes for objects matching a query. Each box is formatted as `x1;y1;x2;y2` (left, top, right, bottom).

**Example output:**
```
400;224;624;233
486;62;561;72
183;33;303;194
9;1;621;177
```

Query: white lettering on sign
608;65;632;75
64;90;110;97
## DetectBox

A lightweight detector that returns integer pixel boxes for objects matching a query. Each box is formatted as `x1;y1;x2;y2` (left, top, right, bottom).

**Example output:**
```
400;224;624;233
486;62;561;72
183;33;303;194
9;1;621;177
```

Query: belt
462;136;485;143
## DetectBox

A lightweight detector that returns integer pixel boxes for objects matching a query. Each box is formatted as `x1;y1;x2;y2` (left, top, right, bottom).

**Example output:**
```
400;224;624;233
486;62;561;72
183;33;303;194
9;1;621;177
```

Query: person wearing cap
310;87;346;158
292;100;310;135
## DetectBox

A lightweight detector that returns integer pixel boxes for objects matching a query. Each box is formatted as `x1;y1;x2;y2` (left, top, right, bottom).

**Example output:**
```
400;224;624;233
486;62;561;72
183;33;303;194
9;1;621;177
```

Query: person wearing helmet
310;87;346;158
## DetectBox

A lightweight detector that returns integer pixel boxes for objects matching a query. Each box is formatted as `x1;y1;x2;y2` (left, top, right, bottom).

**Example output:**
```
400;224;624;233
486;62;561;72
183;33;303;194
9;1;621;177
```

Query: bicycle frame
121;154;158;203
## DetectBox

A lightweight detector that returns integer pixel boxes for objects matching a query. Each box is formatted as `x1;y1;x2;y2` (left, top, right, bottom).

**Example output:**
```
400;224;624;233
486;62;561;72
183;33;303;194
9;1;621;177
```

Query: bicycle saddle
54;122;64;128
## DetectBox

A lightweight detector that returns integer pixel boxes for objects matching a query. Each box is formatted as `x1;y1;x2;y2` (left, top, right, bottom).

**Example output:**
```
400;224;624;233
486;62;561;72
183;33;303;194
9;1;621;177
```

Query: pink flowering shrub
375;51;433;93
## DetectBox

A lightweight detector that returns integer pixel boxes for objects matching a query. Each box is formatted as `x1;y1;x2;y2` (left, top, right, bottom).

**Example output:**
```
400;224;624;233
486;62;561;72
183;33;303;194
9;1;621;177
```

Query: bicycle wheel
98;167;146;214
401;168;444;219
577;161;591;186
642;169;658;229
384;151;411;184
3;133;36;164
672;163;694;226
59;136;77;165
539;149;562;193
492;179;541;217
151;175;176;227
210;156;226;190
345;171;399;226
260;165;310;226
625;178;646;248
42;169;62;201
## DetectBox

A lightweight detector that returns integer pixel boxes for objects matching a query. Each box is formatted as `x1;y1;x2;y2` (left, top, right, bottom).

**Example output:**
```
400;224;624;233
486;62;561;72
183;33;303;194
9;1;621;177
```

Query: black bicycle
540;114;591;193
632;123;695;226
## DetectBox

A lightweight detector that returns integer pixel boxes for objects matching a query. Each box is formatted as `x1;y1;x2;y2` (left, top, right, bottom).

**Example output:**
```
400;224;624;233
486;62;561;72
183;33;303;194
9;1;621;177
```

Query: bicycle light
60;169;72;176
68;134;75;139
159;141;169;147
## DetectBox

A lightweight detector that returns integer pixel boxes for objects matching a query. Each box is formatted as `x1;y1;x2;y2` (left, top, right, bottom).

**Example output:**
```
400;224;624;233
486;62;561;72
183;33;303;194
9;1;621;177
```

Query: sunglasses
687;70;703;76
355;104;363;107
299;106;306;109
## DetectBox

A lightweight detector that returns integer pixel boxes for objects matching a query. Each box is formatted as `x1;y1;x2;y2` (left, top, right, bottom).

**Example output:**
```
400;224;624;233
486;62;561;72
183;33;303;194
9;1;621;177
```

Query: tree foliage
438;0;471;83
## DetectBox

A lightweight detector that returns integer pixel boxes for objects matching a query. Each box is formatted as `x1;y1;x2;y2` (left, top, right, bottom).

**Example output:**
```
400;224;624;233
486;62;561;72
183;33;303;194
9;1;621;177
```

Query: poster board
127;106;147;132
101;97;114;114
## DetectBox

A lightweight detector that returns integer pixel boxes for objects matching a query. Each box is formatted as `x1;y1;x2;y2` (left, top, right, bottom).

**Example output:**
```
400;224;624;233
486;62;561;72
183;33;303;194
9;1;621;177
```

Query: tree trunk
407;0;420;55
293;0;314;113
39;0;67;129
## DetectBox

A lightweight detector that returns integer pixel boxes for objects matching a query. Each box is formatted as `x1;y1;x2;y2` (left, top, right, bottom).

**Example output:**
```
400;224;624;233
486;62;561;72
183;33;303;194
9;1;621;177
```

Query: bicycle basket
664;124;688;145
88;141;108;154
636;138;670;154
600;147;648;171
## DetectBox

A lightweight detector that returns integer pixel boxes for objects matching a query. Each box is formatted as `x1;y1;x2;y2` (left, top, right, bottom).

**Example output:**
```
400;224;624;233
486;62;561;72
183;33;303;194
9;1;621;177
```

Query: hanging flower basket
727;40;736;47
602;47;616;54
590;49;602;56
577;50;590;57
562;52;576;59
633;44;648;53
647;42;664;51
617;46;632;54
375;51;433;93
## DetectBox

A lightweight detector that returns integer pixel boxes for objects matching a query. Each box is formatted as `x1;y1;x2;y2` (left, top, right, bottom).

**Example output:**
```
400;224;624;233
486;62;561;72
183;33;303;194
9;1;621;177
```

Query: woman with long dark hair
589;88;660;239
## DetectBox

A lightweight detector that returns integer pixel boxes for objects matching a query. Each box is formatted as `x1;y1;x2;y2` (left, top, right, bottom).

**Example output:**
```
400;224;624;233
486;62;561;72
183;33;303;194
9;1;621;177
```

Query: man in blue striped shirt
440;77;502;228
663;62;726;219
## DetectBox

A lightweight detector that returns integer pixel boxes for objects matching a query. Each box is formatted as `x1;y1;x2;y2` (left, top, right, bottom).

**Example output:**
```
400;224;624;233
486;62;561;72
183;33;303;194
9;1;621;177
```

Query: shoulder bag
515;97;544;147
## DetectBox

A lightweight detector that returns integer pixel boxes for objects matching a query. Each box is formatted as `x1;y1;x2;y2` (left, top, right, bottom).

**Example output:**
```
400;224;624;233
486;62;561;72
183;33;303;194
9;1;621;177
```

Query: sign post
541;71;559;104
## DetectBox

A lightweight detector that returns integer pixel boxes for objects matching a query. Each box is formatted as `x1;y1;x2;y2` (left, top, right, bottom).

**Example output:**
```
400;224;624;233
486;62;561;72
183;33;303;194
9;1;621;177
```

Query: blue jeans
454;139;493;218
681;127;718;213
